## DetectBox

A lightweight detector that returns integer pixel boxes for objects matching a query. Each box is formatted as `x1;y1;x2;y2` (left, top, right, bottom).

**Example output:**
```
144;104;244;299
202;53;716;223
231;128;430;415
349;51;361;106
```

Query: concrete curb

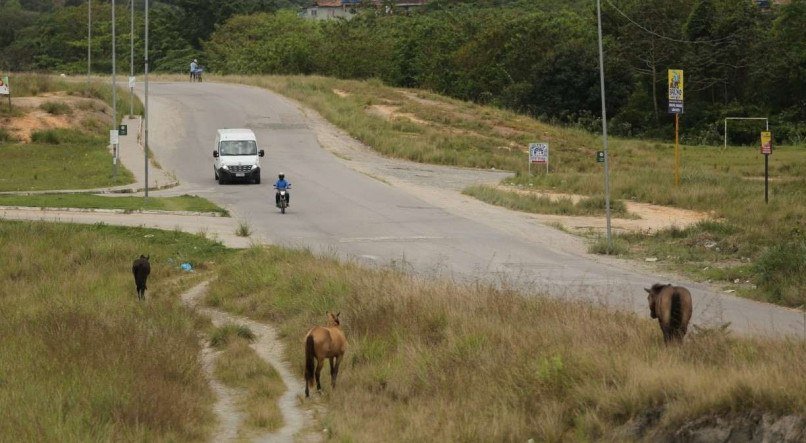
0;205;227;217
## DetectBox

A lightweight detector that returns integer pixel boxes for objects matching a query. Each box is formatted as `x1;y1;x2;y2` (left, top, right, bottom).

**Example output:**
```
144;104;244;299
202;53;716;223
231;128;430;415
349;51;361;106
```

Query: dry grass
208;246;806;441
0;220;230;441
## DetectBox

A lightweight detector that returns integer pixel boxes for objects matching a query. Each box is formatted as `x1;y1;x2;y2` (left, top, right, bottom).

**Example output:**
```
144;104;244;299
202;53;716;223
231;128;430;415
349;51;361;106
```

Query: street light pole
596;0;613;252
144;0;150;198
112;0;118;178
130;0;134;117
87;0;91;91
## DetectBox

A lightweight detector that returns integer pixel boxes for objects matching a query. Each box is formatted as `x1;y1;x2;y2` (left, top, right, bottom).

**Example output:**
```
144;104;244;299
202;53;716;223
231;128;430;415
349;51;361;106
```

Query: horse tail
304;334;315;385
670;289;683;337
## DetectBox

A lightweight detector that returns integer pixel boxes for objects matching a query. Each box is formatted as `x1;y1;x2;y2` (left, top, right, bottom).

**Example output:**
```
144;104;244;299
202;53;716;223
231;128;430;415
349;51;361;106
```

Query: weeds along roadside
213;75;804;308
208;245;806;442
0;220;230;441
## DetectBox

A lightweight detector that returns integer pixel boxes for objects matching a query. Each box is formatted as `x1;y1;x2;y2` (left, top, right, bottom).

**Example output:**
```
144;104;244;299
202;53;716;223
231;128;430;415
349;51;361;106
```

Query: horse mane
650;283;671;293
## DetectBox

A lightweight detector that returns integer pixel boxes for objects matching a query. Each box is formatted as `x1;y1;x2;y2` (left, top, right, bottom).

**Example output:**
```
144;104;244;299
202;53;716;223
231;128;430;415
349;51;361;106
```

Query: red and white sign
761;131;772;155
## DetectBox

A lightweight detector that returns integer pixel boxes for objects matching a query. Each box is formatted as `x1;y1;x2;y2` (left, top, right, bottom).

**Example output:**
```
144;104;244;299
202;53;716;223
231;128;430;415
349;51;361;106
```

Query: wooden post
674;113;680;186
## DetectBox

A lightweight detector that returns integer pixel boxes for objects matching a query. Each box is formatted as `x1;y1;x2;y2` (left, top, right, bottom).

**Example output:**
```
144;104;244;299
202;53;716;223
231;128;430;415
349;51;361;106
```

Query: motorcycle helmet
278;173;285;179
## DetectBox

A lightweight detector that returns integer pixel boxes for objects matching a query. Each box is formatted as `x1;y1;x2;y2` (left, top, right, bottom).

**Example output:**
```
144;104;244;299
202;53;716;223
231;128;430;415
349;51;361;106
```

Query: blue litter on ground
180;262;193;272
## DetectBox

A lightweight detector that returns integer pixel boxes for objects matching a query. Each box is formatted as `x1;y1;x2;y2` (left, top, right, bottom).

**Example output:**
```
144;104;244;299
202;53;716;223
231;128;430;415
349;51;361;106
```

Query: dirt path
181;281;320;442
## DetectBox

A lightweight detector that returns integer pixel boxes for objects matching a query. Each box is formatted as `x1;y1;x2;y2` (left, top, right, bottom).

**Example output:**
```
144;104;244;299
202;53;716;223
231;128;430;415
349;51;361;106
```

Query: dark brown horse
132;255;151;301
304;312;347;397
645;283;692;343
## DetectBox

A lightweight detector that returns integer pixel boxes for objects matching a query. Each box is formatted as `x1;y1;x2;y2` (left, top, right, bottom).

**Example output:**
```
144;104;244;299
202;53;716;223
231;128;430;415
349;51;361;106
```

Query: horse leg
329;357;336;388
332;355;341;388
315;358;324;392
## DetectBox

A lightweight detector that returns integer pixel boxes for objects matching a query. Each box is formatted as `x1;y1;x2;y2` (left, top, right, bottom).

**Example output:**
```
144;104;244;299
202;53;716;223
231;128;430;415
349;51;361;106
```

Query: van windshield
219;140;257;156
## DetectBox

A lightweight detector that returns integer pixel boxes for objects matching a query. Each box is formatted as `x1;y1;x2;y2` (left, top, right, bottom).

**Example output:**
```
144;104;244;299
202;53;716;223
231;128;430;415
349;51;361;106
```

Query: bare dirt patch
501;186;710;233
367;104;431;126
4;95;111;142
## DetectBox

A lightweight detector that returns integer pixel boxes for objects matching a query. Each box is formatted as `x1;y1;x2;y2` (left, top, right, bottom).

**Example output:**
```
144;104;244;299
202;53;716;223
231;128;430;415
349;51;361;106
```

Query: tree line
2;0;804;144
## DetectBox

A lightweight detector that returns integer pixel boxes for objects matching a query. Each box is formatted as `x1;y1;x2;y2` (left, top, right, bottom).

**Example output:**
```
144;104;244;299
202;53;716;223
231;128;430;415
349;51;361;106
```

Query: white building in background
302;0;429;20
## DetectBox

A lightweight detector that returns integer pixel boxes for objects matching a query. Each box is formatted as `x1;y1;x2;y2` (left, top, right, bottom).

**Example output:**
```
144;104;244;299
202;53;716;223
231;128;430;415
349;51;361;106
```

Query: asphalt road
141;81;804;338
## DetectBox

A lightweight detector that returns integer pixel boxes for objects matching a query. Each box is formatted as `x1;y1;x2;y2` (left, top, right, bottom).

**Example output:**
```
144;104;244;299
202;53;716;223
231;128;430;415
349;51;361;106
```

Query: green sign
118;124;128;136
596;151;605;163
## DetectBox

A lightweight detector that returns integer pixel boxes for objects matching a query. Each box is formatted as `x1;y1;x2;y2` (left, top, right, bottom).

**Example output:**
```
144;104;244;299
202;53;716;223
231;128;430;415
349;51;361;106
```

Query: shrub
39;101;72;115
588;235;631;255
0;128;16;142
30;128;101;145
754;238;806;306
210;323;256;348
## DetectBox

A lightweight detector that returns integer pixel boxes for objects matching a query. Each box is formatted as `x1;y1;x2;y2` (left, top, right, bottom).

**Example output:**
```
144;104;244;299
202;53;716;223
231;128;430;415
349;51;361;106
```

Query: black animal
132;255;151;300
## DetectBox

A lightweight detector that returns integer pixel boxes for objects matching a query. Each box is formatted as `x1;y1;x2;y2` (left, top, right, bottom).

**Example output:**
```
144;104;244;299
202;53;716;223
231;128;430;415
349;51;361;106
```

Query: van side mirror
213;150;219;158
259;149;265;157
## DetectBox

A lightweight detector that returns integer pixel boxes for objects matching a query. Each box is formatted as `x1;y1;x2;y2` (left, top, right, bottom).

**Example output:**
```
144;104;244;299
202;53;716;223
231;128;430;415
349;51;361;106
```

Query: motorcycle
275;186;290;214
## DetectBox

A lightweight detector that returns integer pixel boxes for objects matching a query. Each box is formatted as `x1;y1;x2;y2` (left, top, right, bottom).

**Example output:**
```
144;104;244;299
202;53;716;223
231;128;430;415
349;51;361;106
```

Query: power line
604;0;736;45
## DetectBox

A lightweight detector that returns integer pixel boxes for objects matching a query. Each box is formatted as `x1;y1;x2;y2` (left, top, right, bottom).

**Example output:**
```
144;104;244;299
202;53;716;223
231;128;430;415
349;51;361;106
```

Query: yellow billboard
668;69;684;113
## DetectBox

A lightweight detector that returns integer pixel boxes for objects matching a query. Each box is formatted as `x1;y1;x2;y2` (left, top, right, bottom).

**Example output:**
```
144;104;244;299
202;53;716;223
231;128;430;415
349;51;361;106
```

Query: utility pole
144;0;150;198
130;0;134;117
112;0;118;178
87;0;91;91
596;0;612;252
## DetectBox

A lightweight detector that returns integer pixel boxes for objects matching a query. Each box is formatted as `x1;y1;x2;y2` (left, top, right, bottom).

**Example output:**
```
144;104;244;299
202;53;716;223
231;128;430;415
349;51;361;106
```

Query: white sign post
0;75;10;109
128;76;135;89
110;129;120;164
528;142;549;174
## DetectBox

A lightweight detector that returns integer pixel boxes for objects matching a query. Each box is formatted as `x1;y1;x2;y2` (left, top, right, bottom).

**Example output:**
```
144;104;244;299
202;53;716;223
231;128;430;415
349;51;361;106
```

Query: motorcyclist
274;173;291;207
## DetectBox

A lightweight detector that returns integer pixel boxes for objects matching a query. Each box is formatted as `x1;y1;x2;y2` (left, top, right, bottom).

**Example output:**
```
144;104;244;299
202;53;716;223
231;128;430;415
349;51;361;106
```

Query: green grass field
0;134;134;191
0;220;231;441
0;193;228;215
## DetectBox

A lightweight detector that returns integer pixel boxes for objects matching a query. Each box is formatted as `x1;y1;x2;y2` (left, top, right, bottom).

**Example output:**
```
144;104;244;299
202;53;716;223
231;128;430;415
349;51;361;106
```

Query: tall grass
208;246;806;441
0;220;230;441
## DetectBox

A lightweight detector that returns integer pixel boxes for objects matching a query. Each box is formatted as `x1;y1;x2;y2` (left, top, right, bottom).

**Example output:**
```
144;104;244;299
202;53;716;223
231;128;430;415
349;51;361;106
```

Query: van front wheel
254;173;261;185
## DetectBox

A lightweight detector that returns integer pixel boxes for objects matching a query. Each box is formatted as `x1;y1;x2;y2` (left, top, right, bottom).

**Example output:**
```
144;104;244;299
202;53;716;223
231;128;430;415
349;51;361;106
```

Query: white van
212;128;265;184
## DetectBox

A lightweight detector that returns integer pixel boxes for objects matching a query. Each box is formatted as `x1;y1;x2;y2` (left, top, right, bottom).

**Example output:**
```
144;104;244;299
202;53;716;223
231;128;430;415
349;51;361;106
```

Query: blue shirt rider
190;59;198;81
274;173;290;206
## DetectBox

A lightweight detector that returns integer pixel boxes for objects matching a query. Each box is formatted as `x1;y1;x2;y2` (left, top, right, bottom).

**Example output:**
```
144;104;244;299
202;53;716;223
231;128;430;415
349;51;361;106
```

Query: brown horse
304;312;347;397
645;283;693;343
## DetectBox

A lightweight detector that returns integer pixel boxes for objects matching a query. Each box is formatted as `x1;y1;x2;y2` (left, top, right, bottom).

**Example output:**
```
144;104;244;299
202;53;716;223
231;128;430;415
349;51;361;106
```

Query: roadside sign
596;151;605;163
668;69;684;114
0;76;9;95
529;143;549;164
109;129;119;145
128;76;135;89
761;131;772;155
119;124;128;136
